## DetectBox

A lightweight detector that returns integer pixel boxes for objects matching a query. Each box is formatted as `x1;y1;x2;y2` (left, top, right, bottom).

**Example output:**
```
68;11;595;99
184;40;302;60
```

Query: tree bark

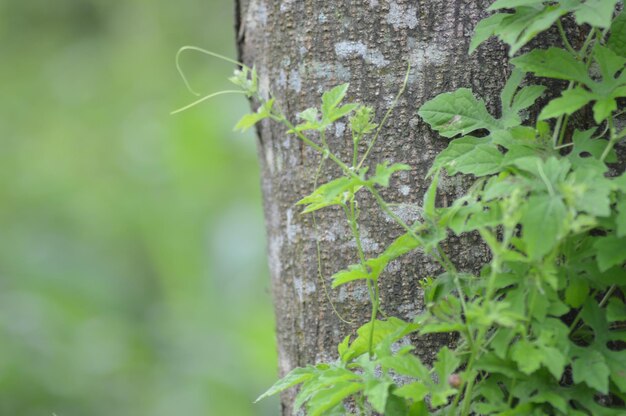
236;1;509;413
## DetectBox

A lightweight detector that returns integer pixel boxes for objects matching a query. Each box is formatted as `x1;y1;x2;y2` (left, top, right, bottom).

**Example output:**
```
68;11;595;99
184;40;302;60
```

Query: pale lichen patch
334;41;390;68
387;1;418;30
288;69;302;93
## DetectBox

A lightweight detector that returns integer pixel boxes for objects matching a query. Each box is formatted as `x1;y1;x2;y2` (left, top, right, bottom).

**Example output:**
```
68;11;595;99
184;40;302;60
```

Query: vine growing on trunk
177;1;626;414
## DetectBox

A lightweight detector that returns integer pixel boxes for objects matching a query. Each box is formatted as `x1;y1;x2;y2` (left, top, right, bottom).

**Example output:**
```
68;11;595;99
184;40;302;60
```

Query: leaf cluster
235;1;626;415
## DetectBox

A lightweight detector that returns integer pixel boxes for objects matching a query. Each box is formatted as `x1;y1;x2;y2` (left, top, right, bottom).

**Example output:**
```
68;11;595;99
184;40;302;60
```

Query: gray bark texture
232;1;585;414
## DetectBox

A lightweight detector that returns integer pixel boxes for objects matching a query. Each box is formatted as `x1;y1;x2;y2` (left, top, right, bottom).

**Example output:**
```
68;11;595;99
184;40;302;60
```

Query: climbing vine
179;1;626;414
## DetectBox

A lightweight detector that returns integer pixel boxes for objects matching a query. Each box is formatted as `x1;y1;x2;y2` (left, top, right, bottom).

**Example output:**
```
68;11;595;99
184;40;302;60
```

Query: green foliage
224;0;626;414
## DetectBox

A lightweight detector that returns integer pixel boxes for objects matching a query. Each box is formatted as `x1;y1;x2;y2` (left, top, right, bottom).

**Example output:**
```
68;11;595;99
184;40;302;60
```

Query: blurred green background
0;1;277;415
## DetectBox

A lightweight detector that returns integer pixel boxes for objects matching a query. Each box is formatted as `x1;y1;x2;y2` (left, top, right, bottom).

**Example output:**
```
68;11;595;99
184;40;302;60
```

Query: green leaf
384;393;410;416
350;105;377;136
432;137;504;177
574;0;619;28
343;318;417;362
607;9;626;57
338;335;351;360
331;264;370;288
379;355;430;379
511;47;592;84
430;347;460;407
616;195;626;237
321;84;350;117
511;85;546;112
500;68;525;110
538;87;595;120
393;382;429;402
565;278;589;308
418;88;503;138
572;349;610;394
606;298;626;323
370;162;411;187
255;366;315;402
450;143;504;176
521;194;567;260
567;128;617;167
234;98;274;132
297;176;362;214
298;107;319;123
488;0;545;10
327;103;359;123
307;381;363;416
539;346;568;380
495;5;570;56
592;97;617;123
606;351;626;393
470;13;507;53
511;340;543;375
594;45;626;82
365;379;392;413
593;235;626;271
384;232;423;260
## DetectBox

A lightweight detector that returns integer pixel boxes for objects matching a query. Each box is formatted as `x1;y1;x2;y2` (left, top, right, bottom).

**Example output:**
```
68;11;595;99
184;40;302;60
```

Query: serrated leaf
540;346;567;380
496;5;570;56
430;347;460;407
418;88;503;138
501;68;524;110
567;129;617;167
370;162;411;187
572;349;610;394
593;235;626;271
376;230;423;264
488;0;545;10
511;85;546;112
379;355;430;379
349;105;377;137
574;0;619;28
255;366;316;402
234;98;274;132
433;135;506;177
365;379;392;413
606;298;626;322
343;318;417;362
538;87;596;120
327;103;359;123
512;47;592;84
594;45;626;82
322;84;350;117
565;278;589;308
608;9;626;57
338;335;351;361
307;381;363;416
521;194;567;260
448;143;504;176
297;177;362;214
605;351;626;393
331;264;370;288
511;340;543;374
616;195;626;237
393;382;429;402
470;13;507;53
592;97;617;123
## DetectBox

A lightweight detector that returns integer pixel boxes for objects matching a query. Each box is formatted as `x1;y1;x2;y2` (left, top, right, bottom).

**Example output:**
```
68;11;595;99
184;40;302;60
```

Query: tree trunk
235;1;509;413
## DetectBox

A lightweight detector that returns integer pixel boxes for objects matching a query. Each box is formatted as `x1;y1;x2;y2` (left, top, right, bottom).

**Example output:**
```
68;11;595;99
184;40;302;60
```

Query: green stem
557;19;578;56
600;117;617;162
344;200;378;357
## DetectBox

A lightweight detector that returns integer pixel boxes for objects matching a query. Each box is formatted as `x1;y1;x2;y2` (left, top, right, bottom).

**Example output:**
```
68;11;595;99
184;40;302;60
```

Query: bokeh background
0;1;277;415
